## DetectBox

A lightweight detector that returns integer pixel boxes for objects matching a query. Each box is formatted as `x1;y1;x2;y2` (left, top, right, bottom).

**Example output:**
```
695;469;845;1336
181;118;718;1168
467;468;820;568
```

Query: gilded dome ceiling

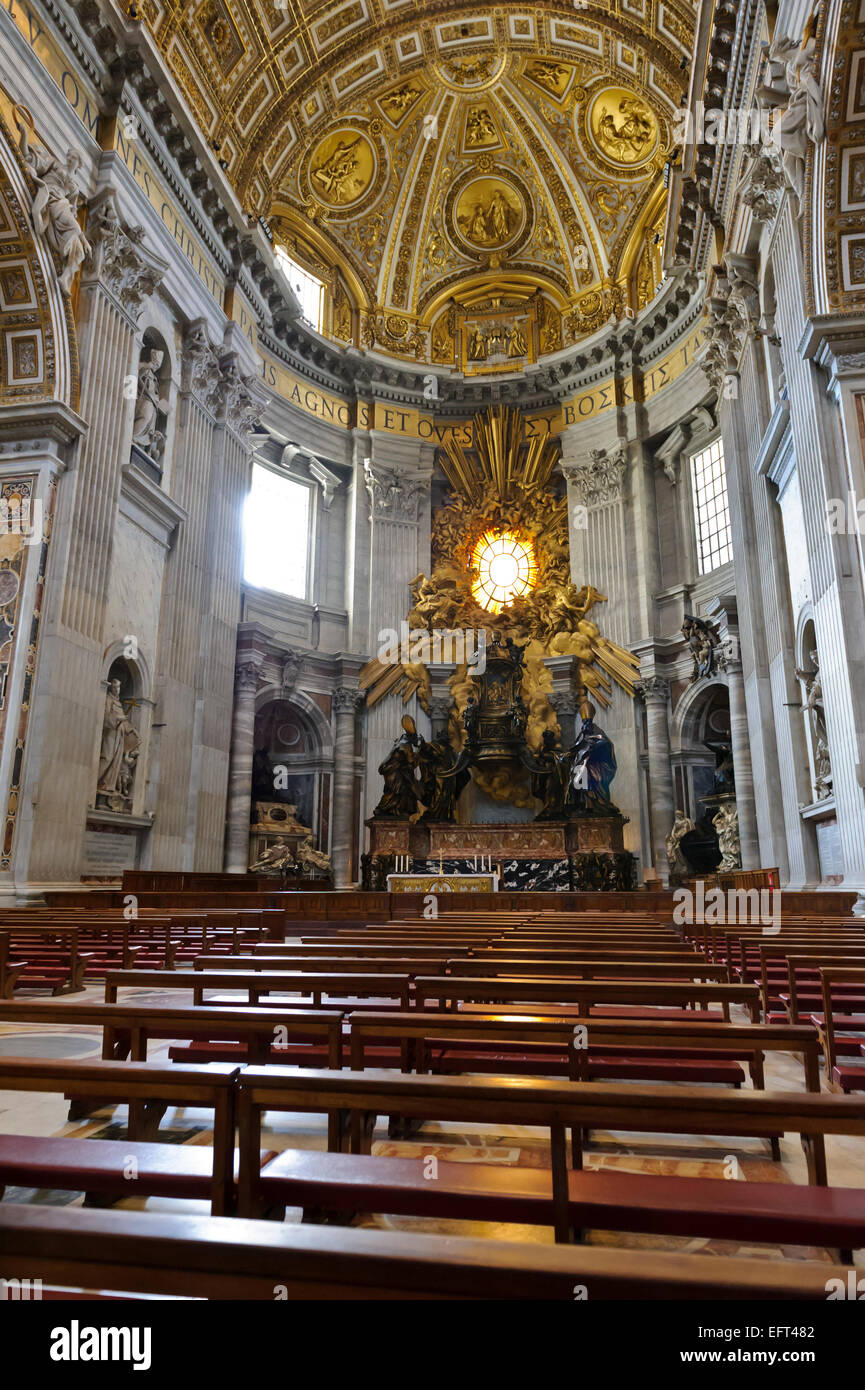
136;2;696;366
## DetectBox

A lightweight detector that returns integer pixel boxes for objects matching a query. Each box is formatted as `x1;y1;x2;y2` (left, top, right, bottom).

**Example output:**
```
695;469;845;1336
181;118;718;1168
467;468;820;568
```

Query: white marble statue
132;348;169;459
796;649;832;800
16;117;91;294
764;9;825;209
97;678;141;810
712;801;742;872
666;808;696;882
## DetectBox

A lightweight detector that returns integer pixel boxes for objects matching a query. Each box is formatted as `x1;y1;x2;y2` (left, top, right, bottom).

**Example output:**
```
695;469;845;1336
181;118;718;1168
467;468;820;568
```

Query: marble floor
1;981;863;1265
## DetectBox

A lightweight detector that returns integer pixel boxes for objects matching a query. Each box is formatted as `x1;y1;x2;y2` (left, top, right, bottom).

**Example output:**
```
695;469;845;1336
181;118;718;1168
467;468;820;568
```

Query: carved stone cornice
636;676;670;703
83;190;167;320
333;686;365;714
363;458;429;523
560;442;628;507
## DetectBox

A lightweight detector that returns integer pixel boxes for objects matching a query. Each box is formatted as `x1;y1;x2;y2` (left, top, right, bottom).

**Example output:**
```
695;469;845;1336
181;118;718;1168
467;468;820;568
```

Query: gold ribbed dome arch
141;2;693;363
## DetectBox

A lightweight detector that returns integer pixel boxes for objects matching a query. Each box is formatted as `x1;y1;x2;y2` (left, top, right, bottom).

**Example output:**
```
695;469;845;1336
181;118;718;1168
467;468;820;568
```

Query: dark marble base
360;851;636;892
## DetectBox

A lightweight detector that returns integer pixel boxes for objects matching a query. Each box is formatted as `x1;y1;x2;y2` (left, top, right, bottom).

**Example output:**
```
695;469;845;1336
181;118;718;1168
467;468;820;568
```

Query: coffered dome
138;2;694;365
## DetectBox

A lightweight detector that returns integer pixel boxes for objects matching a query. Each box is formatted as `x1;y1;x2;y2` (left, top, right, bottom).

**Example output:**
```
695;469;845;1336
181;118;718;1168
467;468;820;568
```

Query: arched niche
251;688;334;852
794;609;831;804
670;678;732;823
94;647;151;817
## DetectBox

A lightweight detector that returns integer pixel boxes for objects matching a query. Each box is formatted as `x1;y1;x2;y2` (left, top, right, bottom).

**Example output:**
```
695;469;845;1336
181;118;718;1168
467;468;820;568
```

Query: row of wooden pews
0;905;283;996
2;898;865;1298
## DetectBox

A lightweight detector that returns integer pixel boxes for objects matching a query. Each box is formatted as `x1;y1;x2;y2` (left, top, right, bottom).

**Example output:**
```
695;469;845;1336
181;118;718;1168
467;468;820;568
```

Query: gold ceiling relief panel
376;79;428;127
585;87;659;168
523;59;576;101
446;170;533;265
303;124;383;213
461;105;505;154
195;0;247;79
140;1;692;362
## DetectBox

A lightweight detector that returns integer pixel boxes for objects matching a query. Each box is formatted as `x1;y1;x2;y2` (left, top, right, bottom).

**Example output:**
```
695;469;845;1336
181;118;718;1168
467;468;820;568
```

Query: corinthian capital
84;190;167;319
560;443;628;506
364;458;429;523
333;686;364;714
183;319;222;405
214;352;268;436
636;676;670;702
235;661;263;695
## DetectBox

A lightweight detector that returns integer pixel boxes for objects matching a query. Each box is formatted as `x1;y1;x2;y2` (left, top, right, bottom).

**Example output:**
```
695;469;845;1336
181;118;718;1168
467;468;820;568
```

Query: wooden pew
103;967;412;1010
0;1000;343;1069
235;1066;865;1239
411;976;762;1022
0;924;90;995
0;1205;845;1300
0;1059;241;1213
816;967;865;1091
442;957;730;982
347;1010;824;1091
194;955;447;980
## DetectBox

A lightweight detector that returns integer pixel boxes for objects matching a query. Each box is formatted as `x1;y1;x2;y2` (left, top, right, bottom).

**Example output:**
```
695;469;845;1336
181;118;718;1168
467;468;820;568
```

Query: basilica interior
0;0;865;1324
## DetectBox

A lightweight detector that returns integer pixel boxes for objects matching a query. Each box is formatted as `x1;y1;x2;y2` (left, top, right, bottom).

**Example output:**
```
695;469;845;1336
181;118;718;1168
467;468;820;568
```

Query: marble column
637;676;676;882
724;654;761;870
332;687;364;888
224;661;261;873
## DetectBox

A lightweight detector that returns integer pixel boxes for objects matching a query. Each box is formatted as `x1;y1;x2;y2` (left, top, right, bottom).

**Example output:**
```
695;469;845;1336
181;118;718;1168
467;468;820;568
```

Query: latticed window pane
691;438;733;574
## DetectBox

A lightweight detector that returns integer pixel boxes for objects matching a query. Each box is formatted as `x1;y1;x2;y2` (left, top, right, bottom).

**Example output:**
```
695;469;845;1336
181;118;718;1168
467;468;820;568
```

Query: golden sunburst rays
588;636;642;703
438;405;560;505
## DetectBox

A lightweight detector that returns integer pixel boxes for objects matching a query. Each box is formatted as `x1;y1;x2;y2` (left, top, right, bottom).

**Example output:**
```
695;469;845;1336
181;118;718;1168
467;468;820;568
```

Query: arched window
242;464;313;598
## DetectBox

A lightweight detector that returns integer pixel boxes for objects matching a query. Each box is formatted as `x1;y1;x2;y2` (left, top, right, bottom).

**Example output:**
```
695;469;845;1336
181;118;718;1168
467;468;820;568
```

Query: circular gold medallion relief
585;88;658;168
449;175;529;256
308;127;377;208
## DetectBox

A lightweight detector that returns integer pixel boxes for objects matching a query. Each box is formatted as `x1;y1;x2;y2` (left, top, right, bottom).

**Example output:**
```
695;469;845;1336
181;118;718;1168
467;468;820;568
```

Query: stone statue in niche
132;348;170;461
16;114;91;294
96;678;141;813
666;808;697;883
796;650;832;800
